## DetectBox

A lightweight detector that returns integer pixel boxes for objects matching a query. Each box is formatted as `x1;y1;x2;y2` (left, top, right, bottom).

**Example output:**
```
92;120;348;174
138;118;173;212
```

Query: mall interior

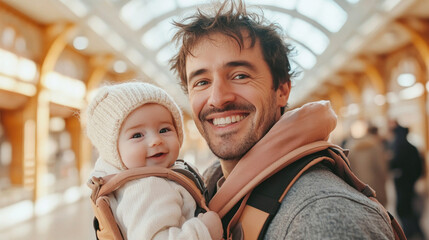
0;0;428;239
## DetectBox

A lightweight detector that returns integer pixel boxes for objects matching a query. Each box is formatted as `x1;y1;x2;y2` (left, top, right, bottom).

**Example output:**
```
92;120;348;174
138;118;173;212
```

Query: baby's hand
198;211;223;240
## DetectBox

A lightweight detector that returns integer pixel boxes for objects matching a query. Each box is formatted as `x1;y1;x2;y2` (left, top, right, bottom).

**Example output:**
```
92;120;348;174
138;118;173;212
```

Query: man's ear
276;81;291;107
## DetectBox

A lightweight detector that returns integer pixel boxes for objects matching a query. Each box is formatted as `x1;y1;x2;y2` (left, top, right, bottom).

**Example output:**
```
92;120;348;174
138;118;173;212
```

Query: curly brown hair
169;0;294;94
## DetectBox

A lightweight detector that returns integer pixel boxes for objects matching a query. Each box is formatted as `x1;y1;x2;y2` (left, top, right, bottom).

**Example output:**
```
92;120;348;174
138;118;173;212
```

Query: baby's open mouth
150;153;164;158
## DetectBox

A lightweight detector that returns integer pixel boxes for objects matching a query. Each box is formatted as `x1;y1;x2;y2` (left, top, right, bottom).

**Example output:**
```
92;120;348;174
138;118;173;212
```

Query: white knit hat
85;81;184;170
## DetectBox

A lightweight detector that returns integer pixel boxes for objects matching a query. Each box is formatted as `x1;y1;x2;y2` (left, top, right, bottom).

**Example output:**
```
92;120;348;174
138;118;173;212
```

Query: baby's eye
131;133;143;139
159;128;171;133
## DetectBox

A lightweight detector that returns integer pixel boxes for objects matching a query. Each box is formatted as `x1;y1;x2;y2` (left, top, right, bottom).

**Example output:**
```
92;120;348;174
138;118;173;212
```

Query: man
346;125;388;206
389;123;425;239
170;1;395;239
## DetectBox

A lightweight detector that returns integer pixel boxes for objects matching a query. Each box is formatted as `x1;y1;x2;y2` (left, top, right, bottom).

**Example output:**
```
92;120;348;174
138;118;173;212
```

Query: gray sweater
265;165;395;240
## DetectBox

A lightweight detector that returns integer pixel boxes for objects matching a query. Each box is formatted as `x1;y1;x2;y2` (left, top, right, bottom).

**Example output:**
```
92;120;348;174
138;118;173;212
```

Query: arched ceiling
84;0;361;109
2;0;426;111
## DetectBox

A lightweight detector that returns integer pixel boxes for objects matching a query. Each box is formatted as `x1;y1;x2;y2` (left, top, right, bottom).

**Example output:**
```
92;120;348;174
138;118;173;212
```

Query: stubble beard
205;124;259;161
203;108;278;162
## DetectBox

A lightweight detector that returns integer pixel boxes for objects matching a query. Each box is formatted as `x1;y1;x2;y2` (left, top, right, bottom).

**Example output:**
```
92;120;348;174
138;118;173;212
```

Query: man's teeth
213;115;245;126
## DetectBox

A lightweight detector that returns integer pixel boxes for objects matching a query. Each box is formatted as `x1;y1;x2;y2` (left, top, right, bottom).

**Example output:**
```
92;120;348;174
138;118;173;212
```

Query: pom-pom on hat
85;81;184;170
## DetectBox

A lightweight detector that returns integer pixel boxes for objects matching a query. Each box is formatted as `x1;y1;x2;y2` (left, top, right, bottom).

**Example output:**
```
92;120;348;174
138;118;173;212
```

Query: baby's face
118;103;180;169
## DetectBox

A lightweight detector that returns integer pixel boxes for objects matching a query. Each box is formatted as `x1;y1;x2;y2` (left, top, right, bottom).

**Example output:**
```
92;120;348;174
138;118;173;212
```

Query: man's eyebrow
188;61;256;81
226;61;256;71
188;69;208;82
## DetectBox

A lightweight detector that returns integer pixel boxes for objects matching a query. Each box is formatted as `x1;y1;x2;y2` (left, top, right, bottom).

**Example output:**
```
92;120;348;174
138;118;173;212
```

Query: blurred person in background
389;121;425;239
346;125;388;207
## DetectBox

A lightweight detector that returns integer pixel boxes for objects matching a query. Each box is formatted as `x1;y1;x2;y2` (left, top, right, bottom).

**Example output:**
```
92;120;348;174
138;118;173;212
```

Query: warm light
2;27;15;47
73;36;89;50
59;0;89;17
373;94;386;106
17;58;37;82
348;103;360;115
0;75;36;96
24;119;36;161
45;72;86;99
0;142;11;165
0;49;18;76
113;60;127;73
0;48;38;82
350;120;367;139
399;83;424;100
397;73;416;87
386;92;398;103
49;117;66;132
87;16;109;36
44;72;86;108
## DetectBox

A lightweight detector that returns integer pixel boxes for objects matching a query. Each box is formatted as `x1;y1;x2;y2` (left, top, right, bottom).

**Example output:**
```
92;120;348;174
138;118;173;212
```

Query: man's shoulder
265;164;394;239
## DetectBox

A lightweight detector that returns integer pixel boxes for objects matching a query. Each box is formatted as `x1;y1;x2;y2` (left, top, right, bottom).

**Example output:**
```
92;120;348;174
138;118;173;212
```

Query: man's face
185;32;290;161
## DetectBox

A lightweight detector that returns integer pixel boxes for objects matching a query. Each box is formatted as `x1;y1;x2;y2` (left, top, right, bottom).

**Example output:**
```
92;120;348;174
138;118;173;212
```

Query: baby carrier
208;141;407;240
88;143;406;240
87;160;208;240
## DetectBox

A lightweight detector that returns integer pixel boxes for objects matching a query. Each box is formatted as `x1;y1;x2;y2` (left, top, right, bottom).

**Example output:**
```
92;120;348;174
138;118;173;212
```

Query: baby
85;81;222;239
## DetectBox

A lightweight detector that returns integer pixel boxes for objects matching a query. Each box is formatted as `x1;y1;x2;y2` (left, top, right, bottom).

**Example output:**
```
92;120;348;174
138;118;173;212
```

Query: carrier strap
222;147;406;240
224;150;333;240
246;150;331;239
88;162;208;212
87;160;209;240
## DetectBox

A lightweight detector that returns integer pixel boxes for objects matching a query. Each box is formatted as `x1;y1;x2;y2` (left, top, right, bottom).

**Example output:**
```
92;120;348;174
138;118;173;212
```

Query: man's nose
207;77;235;108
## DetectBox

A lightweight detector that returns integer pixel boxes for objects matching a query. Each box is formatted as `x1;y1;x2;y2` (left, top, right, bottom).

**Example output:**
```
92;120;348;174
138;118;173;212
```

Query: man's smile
211;114;246;126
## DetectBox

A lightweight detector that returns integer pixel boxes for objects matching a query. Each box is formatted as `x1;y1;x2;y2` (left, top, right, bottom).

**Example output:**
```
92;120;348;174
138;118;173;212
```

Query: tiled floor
0;198;94;240
0;186;428;240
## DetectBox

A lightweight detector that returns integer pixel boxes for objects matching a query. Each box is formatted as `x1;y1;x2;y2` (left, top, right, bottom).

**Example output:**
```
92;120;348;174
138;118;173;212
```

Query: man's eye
233;74;248;80
195;80;208;87
159;128;171;133
132;133;143;138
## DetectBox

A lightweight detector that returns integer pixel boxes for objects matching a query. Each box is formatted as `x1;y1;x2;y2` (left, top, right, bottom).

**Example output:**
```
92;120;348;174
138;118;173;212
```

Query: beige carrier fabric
87;166;209;240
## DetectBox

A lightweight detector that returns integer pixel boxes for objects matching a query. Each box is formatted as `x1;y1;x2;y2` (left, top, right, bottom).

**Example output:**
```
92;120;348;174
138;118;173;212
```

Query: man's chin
208;144;251;161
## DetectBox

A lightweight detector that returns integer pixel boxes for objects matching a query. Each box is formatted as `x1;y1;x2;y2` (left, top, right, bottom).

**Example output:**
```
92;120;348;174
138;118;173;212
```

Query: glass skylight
263;10;293;31
247;0;299;10
141;18;176;50
124;0;344;57
120;0;176;30
296;0;347;32
156;43;176;66
289;18;330;55
177;0;201;8
113;0;355;98
292;43;317;69
346;0;360;4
